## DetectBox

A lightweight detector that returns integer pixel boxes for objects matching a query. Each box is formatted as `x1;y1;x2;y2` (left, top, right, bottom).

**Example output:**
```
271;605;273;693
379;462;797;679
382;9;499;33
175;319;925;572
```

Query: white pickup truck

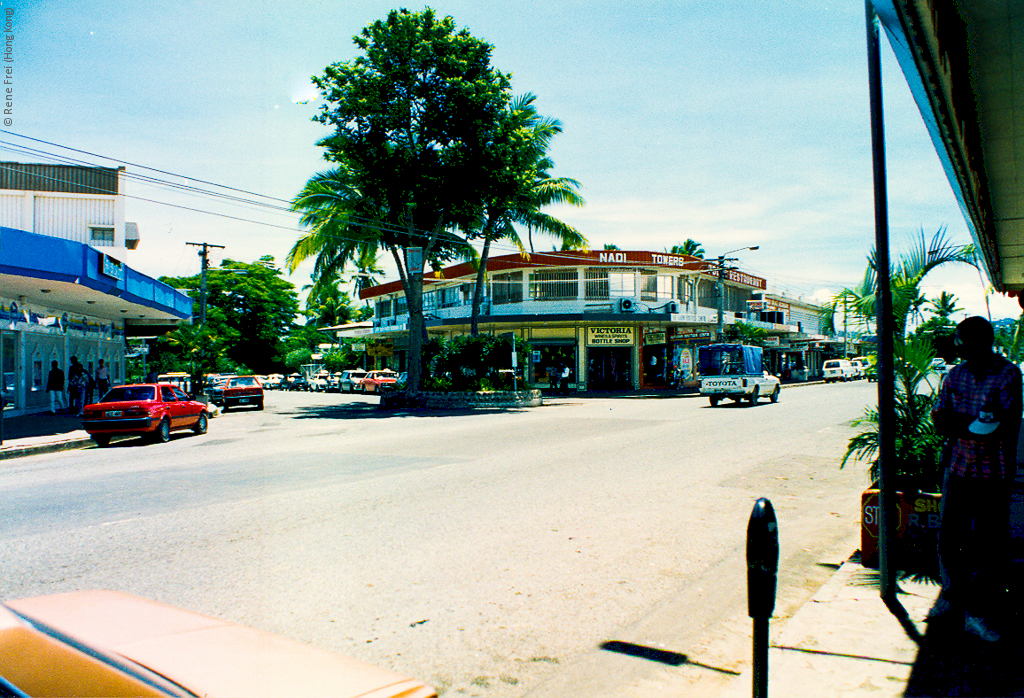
699;344;781;406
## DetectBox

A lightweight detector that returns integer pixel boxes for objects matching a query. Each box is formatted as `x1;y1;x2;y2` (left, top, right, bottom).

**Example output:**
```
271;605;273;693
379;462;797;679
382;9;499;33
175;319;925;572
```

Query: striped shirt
934;354;1022;478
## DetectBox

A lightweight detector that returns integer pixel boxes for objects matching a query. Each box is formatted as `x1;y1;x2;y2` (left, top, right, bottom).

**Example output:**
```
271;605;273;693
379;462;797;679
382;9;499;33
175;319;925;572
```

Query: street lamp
716;246;759;341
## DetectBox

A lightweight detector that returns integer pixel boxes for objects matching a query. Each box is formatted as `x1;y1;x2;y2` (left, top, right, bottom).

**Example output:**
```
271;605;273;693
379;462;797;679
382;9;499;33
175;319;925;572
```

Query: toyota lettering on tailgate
703;379;739;388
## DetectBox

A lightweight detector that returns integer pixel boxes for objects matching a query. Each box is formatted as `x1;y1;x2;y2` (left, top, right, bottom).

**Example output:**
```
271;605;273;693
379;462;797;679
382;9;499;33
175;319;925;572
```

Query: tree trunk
470;234;494;337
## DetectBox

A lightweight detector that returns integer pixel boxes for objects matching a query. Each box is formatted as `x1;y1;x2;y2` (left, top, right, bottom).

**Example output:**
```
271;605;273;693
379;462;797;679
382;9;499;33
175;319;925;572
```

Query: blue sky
10;0;1014;320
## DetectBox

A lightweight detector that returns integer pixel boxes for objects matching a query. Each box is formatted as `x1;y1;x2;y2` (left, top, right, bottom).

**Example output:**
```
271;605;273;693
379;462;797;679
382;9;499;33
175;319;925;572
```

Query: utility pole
186;242;224;397
186;242;224;326
716;246;759;342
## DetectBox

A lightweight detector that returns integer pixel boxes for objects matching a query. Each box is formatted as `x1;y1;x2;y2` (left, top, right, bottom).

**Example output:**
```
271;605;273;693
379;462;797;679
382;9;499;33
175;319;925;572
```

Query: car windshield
102;386;156;402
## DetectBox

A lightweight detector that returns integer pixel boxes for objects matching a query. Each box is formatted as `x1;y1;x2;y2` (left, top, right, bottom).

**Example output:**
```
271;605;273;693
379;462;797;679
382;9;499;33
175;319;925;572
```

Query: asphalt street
0;382;875;697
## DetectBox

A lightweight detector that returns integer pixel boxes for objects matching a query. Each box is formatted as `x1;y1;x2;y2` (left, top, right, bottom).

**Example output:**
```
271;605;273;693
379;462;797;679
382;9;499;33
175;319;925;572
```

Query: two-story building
0;163;192;416
358;249;826;391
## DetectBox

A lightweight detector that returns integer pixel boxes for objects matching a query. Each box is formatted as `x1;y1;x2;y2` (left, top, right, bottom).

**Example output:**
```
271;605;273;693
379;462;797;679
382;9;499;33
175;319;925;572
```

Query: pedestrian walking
561;364;571;395
46;360;66;414
930;316;1023;642
95;359;109;398
67;356;88;417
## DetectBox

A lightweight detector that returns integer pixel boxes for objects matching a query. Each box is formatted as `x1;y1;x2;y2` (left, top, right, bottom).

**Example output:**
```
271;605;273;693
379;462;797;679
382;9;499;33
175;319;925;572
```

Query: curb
0;435;95;460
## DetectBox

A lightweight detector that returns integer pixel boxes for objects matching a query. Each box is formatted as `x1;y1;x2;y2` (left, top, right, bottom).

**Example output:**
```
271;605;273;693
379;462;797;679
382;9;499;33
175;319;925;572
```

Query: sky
9;0;1018;322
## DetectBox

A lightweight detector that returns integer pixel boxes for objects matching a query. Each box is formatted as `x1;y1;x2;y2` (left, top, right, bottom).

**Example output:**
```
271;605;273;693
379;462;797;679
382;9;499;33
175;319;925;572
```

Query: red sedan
82;384;209;447
360;369;399;393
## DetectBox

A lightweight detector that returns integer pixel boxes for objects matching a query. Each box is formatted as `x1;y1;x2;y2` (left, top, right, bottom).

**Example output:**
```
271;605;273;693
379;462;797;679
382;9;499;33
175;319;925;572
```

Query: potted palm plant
847;336;944;573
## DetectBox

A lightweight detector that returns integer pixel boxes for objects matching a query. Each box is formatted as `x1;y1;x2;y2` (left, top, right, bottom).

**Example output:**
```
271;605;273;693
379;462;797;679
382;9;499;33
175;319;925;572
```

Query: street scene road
0;382;874;697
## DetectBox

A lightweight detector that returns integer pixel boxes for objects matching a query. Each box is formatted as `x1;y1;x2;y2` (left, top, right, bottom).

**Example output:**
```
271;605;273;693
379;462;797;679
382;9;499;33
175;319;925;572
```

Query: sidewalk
0;410;96;460
721;556;938;698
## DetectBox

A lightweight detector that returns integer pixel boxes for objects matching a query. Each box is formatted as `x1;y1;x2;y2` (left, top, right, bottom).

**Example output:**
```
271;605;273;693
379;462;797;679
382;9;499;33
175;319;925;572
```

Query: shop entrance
642;344;669;387
587;347;633;390
532;344;576;392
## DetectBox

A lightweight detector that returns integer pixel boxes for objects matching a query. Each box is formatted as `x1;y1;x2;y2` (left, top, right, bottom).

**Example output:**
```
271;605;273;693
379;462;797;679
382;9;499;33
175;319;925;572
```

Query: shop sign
643;330;666;345
352;343;366;351
673;329;713;341
100;253;124;281
763;336;780;347
587;327;635;346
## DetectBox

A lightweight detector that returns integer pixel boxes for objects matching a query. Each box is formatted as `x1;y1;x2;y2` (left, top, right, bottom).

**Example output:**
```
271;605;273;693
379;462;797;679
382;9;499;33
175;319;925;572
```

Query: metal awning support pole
866;0;898;603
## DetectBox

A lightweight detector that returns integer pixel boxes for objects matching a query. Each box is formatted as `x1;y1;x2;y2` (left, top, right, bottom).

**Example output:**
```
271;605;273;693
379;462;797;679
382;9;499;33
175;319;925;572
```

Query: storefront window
1;331;15;409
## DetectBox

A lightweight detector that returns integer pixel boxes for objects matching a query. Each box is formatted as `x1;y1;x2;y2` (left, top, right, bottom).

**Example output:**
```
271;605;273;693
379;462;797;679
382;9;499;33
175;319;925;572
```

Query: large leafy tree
467;93;586;335
298;8;512;393
160;256;300;374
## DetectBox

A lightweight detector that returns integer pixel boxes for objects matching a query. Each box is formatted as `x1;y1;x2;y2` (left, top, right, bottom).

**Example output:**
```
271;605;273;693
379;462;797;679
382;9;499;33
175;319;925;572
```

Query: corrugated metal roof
0;162;122;195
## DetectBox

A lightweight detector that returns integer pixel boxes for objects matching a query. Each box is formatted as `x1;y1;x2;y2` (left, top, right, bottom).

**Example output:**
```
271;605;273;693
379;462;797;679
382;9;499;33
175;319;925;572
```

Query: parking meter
747;497;779;618
747;497;778;698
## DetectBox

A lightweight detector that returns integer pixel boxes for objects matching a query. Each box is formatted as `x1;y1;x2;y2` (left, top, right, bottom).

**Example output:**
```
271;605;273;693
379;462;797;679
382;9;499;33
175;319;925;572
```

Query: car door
172;387;198;425
159;386;183;428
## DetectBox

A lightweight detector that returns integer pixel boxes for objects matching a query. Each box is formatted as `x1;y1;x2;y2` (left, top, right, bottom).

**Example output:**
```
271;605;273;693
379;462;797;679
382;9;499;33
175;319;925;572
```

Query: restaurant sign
587;327;635;346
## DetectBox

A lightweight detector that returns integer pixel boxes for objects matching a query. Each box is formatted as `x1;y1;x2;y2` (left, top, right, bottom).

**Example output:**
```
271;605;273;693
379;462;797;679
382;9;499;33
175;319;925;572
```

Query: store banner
587;327;635;346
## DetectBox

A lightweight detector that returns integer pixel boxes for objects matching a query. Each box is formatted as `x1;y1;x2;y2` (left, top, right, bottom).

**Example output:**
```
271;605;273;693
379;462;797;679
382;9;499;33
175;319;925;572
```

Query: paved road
0;382;875;696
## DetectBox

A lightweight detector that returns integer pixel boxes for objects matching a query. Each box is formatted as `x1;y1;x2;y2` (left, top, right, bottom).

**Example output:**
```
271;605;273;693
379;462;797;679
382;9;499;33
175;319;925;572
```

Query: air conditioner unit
666;301;679;314
619;298;636;313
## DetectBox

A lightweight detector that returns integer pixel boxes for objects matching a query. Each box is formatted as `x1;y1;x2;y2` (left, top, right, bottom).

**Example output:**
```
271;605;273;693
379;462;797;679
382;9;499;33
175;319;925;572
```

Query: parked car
283;373;308;391
361;369;399;394
262;373;284;390
338;369;368;393
0;590;436;698
308;371;332;392
698;344;781;406
82;383;209;447
851;357;871;379
208;375;264;411
822;359;858;383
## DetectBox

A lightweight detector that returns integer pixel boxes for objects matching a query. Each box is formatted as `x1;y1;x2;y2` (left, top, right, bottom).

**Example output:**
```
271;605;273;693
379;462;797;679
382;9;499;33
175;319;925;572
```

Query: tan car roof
4;591;435;698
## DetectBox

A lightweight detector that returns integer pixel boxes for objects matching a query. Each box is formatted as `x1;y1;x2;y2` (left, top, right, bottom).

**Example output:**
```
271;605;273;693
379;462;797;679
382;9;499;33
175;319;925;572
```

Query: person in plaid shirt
931;316;1022;642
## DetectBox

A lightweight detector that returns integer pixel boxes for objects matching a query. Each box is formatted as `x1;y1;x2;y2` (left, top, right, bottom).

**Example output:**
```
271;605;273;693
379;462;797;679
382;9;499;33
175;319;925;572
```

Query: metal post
865;0;897;602
747;497;779;698
716;254;726;341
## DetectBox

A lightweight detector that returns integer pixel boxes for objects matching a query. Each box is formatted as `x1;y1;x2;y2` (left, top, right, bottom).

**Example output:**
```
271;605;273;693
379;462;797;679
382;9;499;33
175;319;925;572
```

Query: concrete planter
861;488;941;571
380;389;543;410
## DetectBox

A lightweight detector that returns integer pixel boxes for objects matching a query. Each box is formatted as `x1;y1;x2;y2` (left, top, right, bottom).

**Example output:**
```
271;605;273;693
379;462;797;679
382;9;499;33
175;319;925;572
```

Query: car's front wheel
192;412;208;435
153;418;171;443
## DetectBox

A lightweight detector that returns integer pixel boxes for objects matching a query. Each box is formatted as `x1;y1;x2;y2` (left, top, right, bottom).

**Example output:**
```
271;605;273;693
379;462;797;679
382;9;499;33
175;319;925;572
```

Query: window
640;271;674;301
677;277;694;304
492;271;523;305
422;290;437;311
585;269;609;299
395;296;407;315
90;227;115;244
609;271;634;298
529;269;578;301
376;299;392;318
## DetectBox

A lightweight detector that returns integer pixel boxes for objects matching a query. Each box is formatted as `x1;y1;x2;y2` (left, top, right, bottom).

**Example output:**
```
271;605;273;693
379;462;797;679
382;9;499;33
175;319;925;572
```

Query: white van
822;359;857;383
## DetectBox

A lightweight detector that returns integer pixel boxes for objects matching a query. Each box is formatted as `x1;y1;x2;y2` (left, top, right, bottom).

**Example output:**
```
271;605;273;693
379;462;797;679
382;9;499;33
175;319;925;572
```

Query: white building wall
0;193;25;230
32;194;117;245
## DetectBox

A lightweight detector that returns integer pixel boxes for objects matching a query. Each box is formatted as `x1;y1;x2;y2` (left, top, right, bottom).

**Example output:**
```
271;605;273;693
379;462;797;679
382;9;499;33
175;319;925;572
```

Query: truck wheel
709;396;720;407
747;387;759;406
770;387;780;403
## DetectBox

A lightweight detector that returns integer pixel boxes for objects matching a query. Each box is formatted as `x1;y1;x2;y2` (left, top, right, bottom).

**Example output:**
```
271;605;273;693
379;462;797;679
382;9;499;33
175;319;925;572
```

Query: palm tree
927;291;962;320
467;94;586;335
287;166;387;286
603;243;620;251
669;239;705;258
825;228;975;338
